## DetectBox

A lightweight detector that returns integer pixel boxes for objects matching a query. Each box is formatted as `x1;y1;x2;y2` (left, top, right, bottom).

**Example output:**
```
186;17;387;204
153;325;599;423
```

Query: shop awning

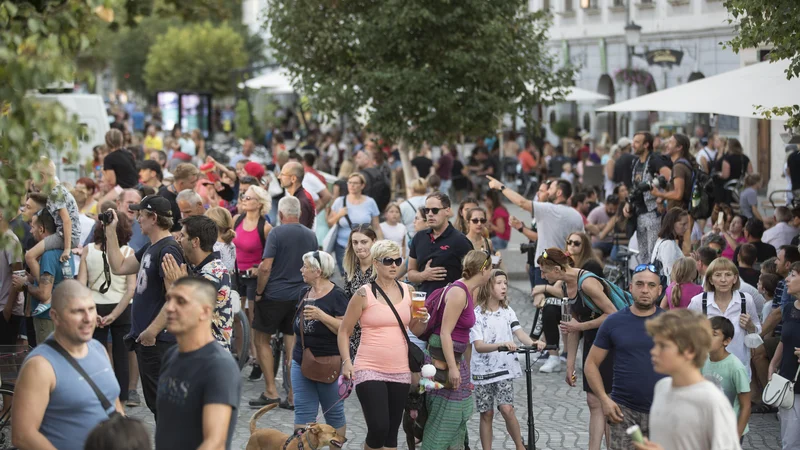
596;59;799;119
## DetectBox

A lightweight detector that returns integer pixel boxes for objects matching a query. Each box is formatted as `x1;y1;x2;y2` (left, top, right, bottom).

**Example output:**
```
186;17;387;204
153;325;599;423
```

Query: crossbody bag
372;281;424;373
297;289;341;384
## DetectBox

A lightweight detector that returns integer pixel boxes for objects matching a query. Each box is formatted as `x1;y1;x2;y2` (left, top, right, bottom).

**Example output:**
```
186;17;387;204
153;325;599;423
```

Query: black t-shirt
293;286;349;363
788;151;800;189
293;186;316;230
131;237;184;342
738;267;760;287
732;241;777;267
484;156;500;177
612;153;638;188
103;150;138;188
669;159;693;210
409;223;474;294
158;185;182;232
722;153;750;181
411;156;434;179
156;342;241;450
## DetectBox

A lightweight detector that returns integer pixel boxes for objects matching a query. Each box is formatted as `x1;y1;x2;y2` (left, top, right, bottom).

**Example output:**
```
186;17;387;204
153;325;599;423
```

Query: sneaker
32;303;51;317
248;364;263;381
126;390;141;407
534;350;549;364
539;355;562;373
559;351;568;363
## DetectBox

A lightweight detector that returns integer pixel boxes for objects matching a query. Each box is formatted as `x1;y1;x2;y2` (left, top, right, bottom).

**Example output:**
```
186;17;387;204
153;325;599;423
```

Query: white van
30;93;110;185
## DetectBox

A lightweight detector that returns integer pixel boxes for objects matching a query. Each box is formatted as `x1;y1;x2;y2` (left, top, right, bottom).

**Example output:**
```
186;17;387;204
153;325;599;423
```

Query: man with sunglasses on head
584;264;666;450
407;192;473;295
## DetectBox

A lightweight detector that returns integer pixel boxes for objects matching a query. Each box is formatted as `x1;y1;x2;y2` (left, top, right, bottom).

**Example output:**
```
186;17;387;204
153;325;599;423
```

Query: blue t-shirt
32;250;75;320
330;196;380;247
593;307;666;413
131;237;184;342
262;223;318;302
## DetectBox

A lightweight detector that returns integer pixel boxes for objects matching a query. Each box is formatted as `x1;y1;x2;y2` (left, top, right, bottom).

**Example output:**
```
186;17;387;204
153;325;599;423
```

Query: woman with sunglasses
565;232;603;277
328;172;383;275
343;226;379;358
485;189;510;250
232;185;273;379
339;240;429;450
536;248;617;450
454;196;479;235
420;250;491;450
465;207;494;254
651;207;690;284
293;250;348;441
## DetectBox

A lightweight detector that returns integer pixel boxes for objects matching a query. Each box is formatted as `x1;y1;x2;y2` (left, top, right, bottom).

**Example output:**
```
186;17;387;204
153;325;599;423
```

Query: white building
538;0;789;193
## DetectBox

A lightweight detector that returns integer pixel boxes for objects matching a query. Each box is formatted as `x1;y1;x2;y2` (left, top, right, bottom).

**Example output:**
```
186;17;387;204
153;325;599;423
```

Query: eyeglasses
471;218;487;224
566;240;582;247
421;207;444;216
378;257;403;267
351;223;372;232
239;195;254;201
634;264;659;275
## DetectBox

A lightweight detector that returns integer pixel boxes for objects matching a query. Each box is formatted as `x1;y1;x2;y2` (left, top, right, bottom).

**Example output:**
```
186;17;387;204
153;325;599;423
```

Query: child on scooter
470;269;545;450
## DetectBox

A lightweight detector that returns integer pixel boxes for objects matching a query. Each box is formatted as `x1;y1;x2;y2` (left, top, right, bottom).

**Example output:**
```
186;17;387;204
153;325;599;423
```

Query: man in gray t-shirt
738;175;761;220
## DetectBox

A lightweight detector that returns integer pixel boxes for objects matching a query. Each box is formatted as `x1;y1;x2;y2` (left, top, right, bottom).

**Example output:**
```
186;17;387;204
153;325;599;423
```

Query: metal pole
526;350;536;450
626;1;633;138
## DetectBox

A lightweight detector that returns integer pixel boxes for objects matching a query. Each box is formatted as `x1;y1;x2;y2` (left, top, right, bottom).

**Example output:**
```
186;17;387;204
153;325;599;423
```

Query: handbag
762;365;800;409
372;281;424;373
298;292;341;384
44;340;120;418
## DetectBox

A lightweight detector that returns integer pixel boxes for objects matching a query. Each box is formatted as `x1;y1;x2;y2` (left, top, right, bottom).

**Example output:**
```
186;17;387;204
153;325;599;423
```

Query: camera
99;210;114;226
520;242;536;254
628;175;668;216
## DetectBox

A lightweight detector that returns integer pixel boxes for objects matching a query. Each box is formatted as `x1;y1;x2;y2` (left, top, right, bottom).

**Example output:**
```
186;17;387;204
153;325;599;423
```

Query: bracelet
420;313;430;324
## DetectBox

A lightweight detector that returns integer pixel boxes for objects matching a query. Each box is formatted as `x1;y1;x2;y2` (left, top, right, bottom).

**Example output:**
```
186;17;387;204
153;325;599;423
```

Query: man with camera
623;132;672;265
651;133;693;254
104;195;185;417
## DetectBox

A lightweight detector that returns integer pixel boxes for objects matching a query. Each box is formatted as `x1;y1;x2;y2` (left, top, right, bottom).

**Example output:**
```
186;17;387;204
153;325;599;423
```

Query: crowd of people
1;123;800;450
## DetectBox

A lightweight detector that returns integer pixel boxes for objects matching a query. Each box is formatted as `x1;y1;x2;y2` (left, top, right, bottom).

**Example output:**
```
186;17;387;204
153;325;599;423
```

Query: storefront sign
645;49;684;68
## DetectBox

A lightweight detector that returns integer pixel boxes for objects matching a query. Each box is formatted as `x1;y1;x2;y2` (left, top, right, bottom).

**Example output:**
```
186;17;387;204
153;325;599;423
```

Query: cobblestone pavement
128;281;782;449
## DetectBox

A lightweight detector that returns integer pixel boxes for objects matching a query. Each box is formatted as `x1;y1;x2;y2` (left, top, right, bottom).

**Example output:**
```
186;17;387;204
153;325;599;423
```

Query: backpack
361;167;391;213
675;158;713;220
234;214;267;249
418;281;469;342
702;291;746;315
574;270;634;315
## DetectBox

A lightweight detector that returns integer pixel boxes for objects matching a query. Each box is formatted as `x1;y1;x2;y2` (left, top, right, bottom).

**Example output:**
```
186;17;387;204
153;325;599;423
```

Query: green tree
725;0;800;127
0;0;108;227
234;99;253;140
112;16;178;96
267;0;573;190
144;21;247;97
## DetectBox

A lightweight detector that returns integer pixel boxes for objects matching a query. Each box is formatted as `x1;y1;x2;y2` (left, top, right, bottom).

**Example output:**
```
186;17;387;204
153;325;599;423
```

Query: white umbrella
597;59;799;119
564;87;610;103
239;68;295;94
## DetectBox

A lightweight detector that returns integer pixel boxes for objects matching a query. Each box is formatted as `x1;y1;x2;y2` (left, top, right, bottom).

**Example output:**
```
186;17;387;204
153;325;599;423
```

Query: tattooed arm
28;274;55;303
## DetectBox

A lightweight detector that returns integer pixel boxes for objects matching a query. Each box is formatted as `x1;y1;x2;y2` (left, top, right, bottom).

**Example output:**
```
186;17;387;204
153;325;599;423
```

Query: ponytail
671;283;682;309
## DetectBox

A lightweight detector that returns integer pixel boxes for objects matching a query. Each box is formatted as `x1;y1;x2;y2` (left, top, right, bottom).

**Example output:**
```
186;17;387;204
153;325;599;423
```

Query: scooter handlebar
497;344;558;353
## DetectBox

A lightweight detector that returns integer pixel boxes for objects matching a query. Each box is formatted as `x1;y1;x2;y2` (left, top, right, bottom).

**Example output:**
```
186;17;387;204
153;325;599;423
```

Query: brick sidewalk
129;282;782;449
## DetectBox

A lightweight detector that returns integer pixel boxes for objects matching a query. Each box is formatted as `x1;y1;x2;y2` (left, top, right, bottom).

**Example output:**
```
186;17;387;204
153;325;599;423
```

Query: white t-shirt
78;213;95;246
470;305;524;385
0;230;24;316
695;147;718;169
651;238;684;284
302;174;327;202
531;201;585;267
648;378;741;450
400;196;427;239
762;221;799;249
380;222;407;251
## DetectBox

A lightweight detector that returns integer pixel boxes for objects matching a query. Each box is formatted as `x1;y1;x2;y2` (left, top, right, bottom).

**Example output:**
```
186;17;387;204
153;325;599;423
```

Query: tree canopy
725;0;800;127
266;0;574;145
144;21;248;97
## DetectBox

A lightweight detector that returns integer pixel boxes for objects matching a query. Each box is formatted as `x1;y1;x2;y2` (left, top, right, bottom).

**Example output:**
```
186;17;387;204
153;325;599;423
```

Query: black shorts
237;277;258;302
253;299;298;335
0;315;22;346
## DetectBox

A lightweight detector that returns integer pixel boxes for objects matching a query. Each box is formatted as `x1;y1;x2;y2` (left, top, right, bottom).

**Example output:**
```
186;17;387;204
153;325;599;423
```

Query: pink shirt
232;220;263;271
354;283;412;375
664;282;704;309
492;206;511;241
721;235;747;261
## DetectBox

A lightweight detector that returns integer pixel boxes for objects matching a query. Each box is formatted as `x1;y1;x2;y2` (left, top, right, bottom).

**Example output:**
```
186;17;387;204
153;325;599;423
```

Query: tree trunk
398;138;415;200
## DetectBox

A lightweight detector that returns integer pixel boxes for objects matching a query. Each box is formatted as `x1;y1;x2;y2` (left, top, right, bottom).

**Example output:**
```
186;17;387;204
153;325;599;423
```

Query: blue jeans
334;242;347;277
290;360;347;428
491;236;509;250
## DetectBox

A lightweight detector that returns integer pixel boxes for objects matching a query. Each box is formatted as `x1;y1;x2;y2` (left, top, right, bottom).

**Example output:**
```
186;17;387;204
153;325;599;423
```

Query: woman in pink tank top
338;240;430;450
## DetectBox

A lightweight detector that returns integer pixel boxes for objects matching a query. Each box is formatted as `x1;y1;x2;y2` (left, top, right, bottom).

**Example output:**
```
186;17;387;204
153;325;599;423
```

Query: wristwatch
500;185;506;192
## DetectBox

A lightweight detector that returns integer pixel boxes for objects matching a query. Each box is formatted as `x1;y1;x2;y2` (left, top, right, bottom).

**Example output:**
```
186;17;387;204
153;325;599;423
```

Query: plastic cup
412;291;426;319
626;425;644;444
491;255;501;266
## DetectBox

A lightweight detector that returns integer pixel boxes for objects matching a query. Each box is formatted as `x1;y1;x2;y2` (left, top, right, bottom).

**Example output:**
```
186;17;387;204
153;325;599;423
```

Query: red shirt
492;206;511;241
519;150;537;173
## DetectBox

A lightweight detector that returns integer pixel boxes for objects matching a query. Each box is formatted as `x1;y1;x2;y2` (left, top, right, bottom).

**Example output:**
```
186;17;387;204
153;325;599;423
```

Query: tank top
86;245;132;305
354;282;412;374
233;219;263;270
27;338;120;450
431;280;476;344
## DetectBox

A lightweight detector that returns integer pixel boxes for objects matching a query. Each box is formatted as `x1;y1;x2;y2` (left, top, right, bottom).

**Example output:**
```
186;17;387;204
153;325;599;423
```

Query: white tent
597;59;799;119
564;87;610;103
239;68;294;94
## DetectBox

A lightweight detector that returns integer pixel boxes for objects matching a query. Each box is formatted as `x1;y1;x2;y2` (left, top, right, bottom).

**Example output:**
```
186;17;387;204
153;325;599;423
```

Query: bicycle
233;308;251;371
0;346;31;449
270;332;291;395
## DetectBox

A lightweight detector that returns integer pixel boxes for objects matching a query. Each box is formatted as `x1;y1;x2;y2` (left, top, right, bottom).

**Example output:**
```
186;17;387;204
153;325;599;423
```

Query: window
580;0;599;8
613;0;626;6
641;0;653;3
565;0;573;11
543;0;551;9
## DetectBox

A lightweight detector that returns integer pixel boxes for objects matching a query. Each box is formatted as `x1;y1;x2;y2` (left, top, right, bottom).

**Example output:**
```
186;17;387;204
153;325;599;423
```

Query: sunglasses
480;250;491;271
471;218;487;224
240;176;258;184
421;207;444;216
239;195;254;201
634;264;659;274
378;257;403;267
566;240;582;247
351;223;372;232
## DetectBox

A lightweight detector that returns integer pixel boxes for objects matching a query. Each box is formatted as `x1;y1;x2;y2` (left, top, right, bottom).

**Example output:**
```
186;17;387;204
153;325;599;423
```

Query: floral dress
344;265;373;359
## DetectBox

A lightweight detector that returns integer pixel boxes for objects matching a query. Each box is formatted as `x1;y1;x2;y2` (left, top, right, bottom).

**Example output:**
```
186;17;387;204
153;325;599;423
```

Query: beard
633;298;654;311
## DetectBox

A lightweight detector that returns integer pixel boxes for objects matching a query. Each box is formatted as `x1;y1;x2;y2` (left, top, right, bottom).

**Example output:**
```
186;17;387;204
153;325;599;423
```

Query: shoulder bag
371;281;424;373
322;196;352;253
297;290;342;384
762;365;800;409
44;340;120;418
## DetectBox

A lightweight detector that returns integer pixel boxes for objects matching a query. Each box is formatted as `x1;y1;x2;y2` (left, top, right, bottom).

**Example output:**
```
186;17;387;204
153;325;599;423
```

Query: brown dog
246;404;347;450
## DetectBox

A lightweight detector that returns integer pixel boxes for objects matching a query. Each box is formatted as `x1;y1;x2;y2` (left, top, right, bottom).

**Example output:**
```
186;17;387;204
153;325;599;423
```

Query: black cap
129;195;173;217
138;160;163;174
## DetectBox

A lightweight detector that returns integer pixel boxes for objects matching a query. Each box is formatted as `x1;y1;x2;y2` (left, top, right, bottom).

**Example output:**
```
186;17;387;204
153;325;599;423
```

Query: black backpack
361;167;391;213
233;214;267;249
675;158;713;220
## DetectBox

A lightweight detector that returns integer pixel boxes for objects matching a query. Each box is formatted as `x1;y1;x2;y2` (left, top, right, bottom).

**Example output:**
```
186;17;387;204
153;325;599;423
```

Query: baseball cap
128;195;173;217
244;161;265;179
617;137;632;148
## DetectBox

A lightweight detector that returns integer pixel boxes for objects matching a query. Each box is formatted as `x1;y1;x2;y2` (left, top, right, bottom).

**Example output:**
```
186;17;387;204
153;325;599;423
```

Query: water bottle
691;186;700;209
61;259;73;279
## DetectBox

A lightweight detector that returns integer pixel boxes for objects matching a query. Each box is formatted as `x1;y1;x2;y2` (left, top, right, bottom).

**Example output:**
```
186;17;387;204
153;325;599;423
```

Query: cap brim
129;204;144;211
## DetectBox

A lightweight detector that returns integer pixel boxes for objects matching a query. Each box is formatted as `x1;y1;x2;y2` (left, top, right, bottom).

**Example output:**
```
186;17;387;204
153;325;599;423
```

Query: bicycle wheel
0;384;15;450
235;309;251;371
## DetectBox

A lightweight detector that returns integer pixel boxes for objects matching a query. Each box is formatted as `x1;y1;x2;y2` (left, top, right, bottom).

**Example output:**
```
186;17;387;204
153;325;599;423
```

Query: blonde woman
205;206;236;273
661;257;703;310
687;258;761;374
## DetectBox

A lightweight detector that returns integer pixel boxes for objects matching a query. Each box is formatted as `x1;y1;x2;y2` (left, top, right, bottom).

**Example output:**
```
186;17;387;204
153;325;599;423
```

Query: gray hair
302;251;336;279
700;233;727;252
177;189;203;205
278;196;301;218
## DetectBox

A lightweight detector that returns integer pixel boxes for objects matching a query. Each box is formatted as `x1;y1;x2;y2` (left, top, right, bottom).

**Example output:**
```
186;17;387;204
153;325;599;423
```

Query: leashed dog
402;390;428;450
246;404;347;450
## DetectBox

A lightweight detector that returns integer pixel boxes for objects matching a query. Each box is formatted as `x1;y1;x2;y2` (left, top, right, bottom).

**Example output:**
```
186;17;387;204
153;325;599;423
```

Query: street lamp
624;22;642;47
623;21;642;137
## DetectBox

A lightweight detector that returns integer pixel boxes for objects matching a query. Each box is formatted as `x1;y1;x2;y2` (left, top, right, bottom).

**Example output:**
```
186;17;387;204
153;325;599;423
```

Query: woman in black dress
537;247;617;450
719;138;753;205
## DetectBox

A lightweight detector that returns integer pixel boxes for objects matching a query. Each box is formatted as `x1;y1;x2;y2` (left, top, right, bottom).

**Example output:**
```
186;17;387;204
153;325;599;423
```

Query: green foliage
0;0;105;224
552;118;573;139
266;0;574;146
112;16;178;96
122;0;238;26
234;99;253;140
143;21;247;97
724;0;800;128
